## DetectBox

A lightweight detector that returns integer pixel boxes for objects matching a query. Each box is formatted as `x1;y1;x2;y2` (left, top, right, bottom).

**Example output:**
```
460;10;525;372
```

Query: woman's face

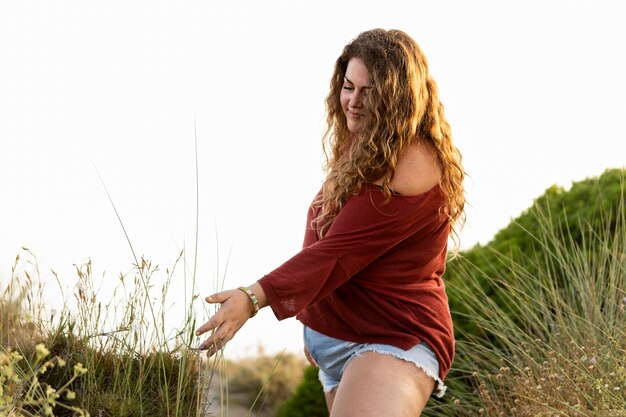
340;57;372;134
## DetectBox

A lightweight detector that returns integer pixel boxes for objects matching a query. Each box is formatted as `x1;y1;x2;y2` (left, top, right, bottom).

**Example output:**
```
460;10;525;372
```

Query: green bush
447;168;625;333
444;168;626;415
449;189;625;415
276;366;328;417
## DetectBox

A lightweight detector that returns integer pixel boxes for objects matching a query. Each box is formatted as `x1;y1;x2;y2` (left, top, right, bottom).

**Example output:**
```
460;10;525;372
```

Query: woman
196;28;465;416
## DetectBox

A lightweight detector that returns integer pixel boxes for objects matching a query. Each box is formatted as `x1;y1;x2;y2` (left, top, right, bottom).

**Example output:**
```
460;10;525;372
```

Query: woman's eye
342;85;354;90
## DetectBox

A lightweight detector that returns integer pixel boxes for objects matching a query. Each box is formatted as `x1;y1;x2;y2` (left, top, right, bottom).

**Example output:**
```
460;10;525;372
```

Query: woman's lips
347;110;364;119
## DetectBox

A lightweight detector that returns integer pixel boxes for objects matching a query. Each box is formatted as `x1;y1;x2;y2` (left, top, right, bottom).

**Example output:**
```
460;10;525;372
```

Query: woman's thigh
330;351;435;417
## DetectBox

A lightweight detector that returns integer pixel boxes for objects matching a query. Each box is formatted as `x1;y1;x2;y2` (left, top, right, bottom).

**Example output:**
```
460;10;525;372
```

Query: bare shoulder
389;142;441;196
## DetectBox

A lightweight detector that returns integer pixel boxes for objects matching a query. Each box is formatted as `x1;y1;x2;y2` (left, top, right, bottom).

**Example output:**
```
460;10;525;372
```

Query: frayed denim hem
304;326;446;398
346;347;447;398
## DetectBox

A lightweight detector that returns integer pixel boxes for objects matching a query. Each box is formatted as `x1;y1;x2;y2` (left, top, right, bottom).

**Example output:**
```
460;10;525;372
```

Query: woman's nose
349;90;364;108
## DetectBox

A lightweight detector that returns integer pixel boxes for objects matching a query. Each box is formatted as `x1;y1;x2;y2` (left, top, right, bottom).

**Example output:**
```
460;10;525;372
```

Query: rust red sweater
258;183;454;380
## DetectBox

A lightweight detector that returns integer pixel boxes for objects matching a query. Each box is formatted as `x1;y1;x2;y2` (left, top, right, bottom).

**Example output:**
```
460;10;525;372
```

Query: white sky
1;1;625;358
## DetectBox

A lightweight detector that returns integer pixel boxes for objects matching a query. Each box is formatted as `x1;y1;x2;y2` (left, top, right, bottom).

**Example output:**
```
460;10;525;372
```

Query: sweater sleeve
258;185;445;320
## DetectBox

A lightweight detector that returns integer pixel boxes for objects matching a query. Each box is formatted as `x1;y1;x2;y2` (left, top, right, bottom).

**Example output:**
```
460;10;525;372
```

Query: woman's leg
325;390;336;413
329;351;436;417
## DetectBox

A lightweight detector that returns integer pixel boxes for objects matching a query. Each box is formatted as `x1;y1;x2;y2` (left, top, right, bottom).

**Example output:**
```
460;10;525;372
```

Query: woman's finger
205;290;231;305
199;330;226;353
195;311;223;337
199;323;236;354
195;290;237;337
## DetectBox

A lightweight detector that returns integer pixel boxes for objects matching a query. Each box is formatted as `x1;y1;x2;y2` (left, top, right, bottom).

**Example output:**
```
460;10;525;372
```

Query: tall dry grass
2;152;306;416
448;196;626;416
2;249;308;417
1;248;211;417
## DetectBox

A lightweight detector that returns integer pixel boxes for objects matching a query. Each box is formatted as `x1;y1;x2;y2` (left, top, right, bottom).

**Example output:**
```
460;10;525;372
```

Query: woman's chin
347;123;364;134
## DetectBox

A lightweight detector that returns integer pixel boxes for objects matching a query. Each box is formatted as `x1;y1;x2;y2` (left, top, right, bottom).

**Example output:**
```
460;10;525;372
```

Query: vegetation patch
1;252;206;417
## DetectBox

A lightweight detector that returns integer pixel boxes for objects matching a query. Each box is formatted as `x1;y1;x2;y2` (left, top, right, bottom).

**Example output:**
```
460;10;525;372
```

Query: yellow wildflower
73;363;88;375
35;343;50;360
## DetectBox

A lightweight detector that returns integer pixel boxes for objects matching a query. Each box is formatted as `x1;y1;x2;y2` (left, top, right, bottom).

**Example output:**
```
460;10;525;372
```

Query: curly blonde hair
316;28;466;250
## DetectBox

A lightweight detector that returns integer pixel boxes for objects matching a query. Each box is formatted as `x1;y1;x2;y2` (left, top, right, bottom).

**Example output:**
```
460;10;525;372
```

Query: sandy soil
202;373;275;417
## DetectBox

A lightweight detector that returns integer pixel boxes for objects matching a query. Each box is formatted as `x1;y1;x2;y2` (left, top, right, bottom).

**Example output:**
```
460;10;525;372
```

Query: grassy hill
440;168;625;416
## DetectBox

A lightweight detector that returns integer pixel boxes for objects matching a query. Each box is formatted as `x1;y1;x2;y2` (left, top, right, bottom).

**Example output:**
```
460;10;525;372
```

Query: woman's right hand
195;289;253;356
195;282;268;356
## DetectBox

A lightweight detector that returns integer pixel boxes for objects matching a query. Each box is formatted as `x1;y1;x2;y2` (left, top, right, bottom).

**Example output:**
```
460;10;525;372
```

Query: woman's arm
195;143;443;355
195;282;267;356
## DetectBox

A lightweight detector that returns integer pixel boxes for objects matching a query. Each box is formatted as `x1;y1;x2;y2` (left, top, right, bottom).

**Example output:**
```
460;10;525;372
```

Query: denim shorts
303;326;446;398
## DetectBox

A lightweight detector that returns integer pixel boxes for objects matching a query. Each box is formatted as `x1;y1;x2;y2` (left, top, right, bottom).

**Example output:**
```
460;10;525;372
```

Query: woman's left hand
304;345;318;368
195;289;254;356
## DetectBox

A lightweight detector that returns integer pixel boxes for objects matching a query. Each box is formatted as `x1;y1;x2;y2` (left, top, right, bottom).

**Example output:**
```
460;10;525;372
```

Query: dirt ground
202;373;275;417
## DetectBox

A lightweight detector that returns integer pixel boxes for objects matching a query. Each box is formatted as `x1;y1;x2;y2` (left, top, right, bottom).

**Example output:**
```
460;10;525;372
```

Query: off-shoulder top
258;183;454;379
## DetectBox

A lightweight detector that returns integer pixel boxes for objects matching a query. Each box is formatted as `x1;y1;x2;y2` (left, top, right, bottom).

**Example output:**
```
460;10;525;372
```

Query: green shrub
447;170;626;415
447;168;625;335
276;366;328;417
